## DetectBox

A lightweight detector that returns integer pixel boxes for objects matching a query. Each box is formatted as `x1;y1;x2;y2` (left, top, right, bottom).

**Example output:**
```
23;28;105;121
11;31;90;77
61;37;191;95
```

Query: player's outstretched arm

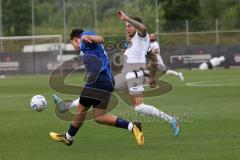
117;10;146;37
81;35;104;44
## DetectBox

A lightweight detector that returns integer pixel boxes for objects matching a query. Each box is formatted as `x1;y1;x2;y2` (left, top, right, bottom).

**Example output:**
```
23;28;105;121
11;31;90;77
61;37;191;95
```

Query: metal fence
0;34;239;76
0;0;240;75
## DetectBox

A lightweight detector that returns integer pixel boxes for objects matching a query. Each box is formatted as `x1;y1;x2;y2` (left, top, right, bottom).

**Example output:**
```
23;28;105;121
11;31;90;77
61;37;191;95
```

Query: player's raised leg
165;70;184;81
157;63;184;81
53;94;79;113
131;93;180;137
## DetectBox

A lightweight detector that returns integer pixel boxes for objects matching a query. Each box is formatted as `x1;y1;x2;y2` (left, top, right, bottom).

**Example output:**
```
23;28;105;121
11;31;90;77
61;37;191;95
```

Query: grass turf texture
0;69;240;160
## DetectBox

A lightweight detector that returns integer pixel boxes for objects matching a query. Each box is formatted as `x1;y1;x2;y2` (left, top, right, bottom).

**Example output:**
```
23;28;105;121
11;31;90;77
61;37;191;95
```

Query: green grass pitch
0;69;240;160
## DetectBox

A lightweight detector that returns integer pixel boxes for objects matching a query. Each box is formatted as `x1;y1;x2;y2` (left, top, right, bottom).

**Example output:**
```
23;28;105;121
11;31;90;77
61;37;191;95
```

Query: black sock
115;118;130;129
67;124;79;137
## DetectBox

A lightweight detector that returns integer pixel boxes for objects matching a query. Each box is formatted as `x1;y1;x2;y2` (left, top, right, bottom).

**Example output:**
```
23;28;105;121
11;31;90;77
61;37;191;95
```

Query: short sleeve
80;31;96;53
80;31;96;38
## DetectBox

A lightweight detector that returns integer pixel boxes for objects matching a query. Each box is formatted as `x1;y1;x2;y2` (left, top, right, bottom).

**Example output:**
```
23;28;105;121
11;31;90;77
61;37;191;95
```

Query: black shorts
207;61;213;69
79;71;114;109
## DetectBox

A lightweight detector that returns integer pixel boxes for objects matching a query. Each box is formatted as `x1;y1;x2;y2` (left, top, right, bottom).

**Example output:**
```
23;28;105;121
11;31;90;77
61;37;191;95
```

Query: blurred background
0;0;240;75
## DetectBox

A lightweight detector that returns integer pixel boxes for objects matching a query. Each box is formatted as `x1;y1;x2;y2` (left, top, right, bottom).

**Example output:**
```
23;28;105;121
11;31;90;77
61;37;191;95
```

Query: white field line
185;78;240;87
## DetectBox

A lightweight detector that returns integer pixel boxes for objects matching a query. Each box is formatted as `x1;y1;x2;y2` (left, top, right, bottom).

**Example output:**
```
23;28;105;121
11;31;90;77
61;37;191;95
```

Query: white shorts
157;55;167;72
114;62;148;95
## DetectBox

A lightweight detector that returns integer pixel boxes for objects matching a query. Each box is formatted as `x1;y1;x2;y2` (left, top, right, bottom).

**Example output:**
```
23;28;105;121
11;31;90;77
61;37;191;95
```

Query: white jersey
124;32;150;64
150;41;165;65
150;41;160;54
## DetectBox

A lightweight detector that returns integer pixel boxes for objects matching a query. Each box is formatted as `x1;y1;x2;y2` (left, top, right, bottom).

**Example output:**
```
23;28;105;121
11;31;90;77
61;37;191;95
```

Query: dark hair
70;28;84;40
129;16;142;23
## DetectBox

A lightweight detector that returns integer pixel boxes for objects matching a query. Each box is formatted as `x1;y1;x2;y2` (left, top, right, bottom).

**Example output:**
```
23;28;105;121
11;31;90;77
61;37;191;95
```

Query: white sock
128;122;134;132
166;70;180;77
135;103;173;123
66;132;74;141
70;98;80;109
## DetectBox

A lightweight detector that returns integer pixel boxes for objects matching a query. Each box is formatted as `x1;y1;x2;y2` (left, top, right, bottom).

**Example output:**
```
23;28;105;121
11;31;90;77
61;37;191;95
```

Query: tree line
2;0;240;36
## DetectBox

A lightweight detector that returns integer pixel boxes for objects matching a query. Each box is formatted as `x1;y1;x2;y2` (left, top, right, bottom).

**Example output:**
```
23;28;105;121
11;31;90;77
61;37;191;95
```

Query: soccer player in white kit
149;33;184;81
54;11;180;138
115;11;179;137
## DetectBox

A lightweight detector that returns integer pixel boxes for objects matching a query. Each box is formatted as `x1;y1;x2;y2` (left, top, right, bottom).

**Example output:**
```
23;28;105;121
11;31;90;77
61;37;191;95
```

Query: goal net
0;35;65;75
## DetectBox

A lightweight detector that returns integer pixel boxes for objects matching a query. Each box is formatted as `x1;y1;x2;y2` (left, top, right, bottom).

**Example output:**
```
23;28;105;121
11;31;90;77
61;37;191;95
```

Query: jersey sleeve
80;31;96;53
80;31;96;38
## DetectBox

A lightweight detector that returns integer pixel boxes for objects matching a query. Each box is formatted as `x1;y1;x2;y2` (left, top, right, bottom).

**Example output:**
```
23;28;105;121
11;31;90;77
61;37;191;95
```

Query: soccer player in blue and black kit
50;29;144;146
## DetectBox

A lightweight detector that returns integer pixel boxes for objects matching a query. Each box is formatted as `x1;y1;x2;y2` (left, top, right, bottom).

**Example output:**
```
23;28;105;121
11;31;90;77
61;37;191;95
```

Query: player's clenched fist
117;10;128;21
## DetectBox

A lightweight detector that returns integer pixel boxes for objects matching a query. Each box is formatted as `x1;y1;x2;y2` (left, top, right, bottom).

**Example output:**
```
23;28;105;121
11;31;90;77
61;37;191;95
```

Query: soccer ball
30;95;47;112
